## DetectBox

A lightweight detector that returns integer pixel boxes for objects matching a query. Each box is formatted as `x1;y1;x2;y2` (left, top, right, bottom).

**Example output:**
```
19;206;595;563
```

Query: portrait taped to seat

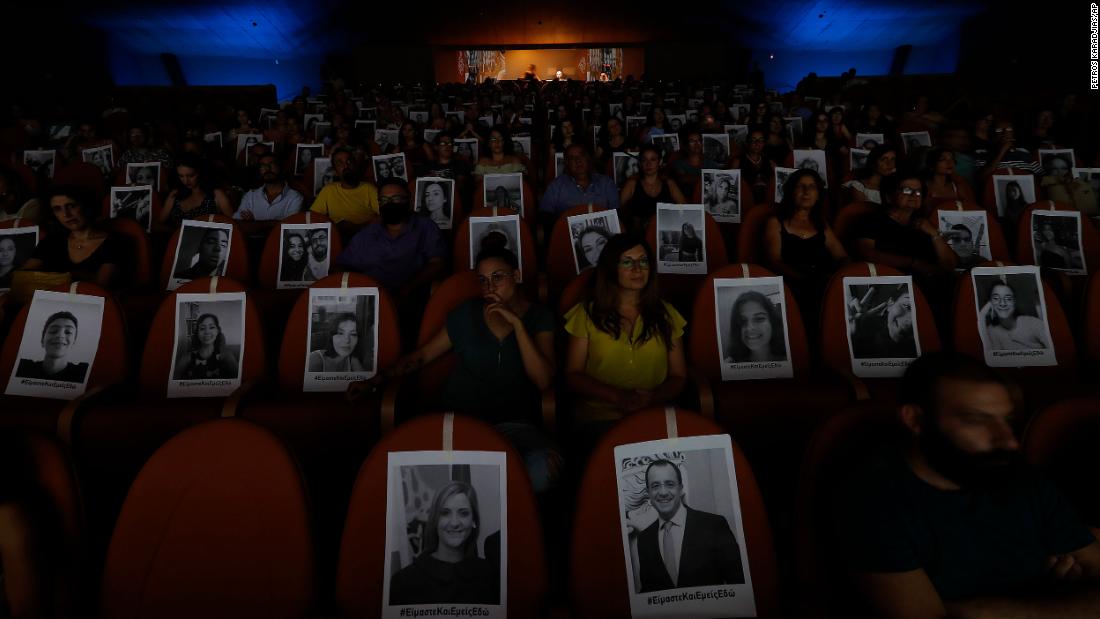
568;209;622;273
166;291;246;398
713;276;793;380
842;276;922;378
971;265;1056;367
656;203;707;275
6;290;104;399
168;220;233;291
303;286;377;392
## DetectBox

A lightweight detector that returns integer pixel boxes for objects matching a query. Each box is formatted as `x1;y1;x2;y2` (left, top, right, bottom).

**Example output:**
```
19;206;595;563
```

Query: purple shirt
336;216;446;290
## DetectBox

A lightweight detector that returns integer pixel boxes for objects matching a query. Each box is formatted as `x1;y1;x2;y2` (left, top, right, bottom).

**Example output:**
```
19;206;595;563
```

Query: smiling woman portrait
388;480;498;605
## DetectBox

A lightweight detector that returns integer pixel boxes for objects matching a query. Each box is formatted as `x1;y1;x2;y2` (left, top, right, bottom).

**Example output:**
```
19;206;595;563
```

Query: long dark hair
280;232;307;280
728;290;786;360
421;481;481;559
585;234;672;345
189;313;226;353
175;153;216;197
777;168;827;230
322;312;359;358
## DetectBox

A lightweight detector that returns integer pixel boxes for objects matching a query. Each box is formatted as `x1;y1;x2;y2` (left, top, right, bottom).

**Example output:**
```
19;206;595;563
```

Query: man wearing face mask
310;148;380;237
834;352;1100;618
337;179;446;330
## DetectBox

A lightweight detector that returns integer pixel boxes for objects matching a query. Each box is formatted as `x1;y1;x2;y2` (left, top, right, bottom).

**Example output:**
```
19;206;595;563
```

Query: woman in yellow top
564;233;687;440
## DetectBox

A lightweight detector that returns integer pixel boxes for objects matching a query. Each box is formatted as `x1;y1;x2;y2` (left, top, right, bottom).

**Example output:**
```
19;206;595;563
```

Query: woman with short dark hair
20;186;126;288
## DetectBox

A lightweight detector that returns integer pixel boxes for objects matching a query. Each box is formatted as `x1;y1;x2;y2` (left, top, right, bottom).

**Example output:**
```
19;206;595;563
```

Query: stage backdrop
433;48;644;82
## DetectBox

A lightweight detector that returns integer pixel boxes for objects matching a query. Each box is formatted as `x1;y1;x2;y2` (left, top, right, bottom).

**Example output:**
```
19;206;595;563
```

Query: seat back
690;264;810;381
1023;397;1100;524
1085;271;1100;364
54;162;106;203
452;207;539;287
736;204;777;263
278;273;400;391
256;212;343;289
547;203;611;295
138;277;266;396
644;209;730;296
336;413;547;617
557;269;594;316
416;271;482;394
832;201;877;252
820;262;941;376
158;215;251;290
473;175;535;221
0;282;129;395
1015;200;1100;272
100;419;314;619
108;217;154;287
951;261;1075;370
569;407;779;618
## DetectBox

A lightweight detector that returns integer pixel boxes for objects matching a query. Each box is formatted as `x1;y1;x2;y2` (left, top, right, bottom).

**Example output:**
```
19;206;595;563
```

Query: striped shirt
973;148;1043;174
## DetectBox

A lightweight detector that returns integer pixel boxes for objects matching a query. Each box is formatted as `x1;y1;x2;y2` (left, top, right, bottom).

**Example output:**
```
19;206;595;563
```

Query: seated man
539;143;620;218
835;352;1100;618
337;179;446;346
975;119;1043;180
310;147;379;237
234;153;303;226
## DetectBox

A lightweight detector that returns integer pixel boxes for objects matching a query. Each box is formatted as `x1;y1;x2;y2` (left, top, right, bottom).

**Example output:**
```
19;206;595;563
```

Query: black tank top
780;223;832;276
625;178;674;220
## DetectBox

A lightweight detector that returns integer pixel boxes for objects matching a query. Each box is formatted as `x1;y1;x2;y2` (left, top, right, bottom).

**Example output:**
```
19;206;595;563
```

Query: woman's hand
484;302;522;328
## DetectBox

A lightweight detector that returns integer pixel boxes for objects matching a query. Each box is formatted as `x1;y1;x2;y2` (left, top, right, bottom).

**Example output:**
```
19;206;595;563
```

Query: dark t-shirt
854;212;937;264
835;452;1095;601
30;231;127;283
443;298;555;423
388;554;498;605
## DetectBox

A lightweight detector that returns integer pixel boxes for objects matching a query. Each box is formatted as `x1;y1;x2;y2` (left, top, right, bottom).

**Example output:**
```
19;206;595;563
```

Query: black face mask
341;169;361;186
380;201;411;225
919;420;1024;491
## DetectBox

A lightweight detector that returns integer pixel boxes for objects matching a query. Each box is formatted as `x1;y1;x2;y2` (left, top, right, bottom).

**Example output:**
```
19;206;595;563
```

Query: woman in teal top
351;247;559;490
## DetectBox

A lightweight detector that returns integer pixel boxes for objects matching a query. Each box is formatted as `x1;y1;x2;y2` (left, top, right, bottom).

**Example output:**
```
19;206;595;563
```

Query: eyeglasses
994;127;1014;134
488;137;502;142
379;195;409;205
477;271;513;287
749;137;765;143
438;141;454;146
898;187;923;197
619;256;650;270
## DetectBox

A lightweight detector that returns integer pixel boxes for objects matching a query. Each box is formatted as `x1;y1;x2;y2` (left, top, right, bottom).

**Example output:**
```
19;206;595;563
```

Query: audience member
540;143;620;217
853;173;957;276
843;144;897;204
234;153;304;223
619;144;686;235
310;148;380;235
21;186;126;288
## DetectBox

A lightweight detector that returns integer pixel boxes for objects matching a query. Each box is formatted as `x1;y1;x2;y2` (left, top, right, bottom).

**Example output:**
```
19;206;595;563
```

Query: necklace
70;232;92;250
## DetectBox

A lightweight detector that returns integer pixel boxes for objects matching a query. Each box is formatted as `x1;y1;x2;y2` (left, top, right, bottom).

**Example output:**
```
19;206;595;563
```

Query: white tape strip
341;271;350;290
69;282;79;295
442;412;454;452
664;406;679;439
868;263;878;277
740;263;750;278
209;276;219;294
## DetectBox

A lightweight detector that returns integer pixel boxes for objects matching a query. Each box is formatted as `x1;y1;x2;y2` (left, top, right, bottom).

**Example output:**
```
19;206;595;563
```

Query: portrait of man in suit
636;459;745;592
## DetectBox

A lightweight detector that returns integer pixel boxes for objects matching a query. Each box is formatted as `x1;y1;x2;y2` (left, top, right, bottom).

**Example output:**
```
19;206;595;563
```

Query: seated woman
15;311;89;382
669;128;720;196
981;279;1049;350
843;144;897;205
853;173;957;276
677;222;703;261
595;116;634;166
763;113;793;165
564;234;687;447
388;481;498;605
173;313;239;380
924;147;976;207
548;116;579;163
736;126;773;206
350;247;559;491
726;291;787;363
763;169;848;311
398;120;433;171
474;125;527;179
308;312;365;372
157;154;234;231
20;186;126;288
619;145;686;235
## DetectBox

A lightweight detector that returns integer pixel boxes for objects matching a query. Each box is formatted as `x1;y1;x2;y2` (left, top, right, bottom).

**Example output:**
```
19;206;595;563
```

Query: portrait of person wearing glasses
349;247;560;493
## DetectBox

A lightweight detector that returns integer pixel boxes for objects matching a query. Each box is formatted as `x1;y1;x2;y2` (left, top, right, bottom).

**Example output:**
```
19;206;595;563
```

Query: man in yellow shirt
310;148;379;236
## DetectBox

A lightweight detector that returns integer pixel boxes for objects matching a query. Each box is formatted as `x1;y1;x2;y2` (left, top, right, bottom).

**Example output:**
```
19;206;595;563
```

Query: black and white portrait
568;209;622;273
614;435;756;617
244;141;275;167
6;290;104;400
511;137;531;159
724;124;748;148
82;145;113;176
235;133;263;157
843;276;921;377
554;152;565;179
652;134;680;166
167;292;246;398
168;220;233;291
278;223;331;289
938;211;991;270
382;450;507;615
900;131;932;155
1031;210;1085;274
731;104;750;122
47;124;72;143
415;177;456;230
468;215;522;276
850;148;870;172
409;110;429;124
784;117;803;140
702;169;741;224
375;129;400;152
0;227;38;292
702;134;730;164
109;185;153;232
613;152;639;188
314;122;332;142
303;287;377;391
993;174;1036;221
792;150;828;187
313;157;335;198
774;167;797;204
360;107;378;120
1074;167;1100;196
482;173;522;214
855;133;884;151
610;103;623;119
295;144;324;177
1039;149;1076;179
445;110;464;125
667;114;687;133
302;114;323;137
355;120;377;142
23;150;56;179
626;116;647;136
425;129;442;145
127;162;161;192
656;204;707;275
713;277;793;380
374;153;409;183
972;266;1055;367
454;138;479;163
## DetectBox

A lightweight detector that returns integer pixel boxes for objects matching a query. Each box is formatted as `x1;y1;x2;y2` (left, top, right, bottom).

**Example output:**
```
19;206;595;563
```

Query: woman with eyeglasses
853;173;957;276
564;233;686;446
350;247;560;491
